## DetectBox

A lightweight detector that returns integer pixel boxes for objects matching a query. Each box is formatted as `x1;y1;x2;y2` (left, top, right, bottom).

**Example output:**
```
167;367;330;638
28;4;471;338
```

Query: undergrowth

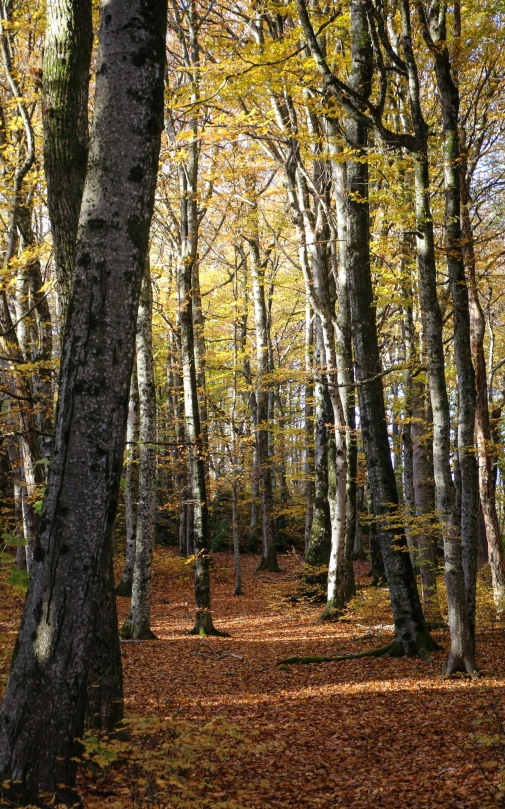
78;707;268;809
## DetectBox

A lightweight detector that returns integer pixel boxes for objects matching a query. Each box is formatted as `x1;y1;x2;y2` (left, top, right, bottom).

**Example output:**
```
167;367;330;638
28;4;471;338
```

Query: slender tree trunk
305;320;331;571
462;184;505;614
412;382;442;624
304;301;314;552
332;149;357;602
116;367;139;596
0;3;166;800
414;0;478;674
179;256;224;633
42;0;93;317
17;203;54;466
413;150;474;672
122;265;157;640
247;233;279;573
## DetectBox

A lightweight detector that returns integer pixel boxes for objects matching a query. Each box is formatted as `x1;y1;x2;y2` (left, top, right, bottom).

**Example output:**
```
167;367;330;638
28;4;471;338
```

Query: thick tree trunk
0;3;166;801
121;265;157;640
342;1;434;657
116;367;139;596
42;0;93;317
85;538;124;731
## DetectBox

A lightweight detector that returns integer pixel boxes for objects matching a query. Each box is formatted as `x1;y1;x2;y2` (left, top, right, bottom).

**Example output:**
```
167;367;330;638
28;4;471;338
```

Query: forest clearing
3;551;505;808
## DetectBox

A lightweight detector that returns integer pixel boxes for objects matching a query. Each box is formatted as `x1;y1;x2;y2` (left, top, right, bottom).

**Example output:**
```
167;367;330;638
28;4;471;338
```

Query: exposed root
442;652;479;678
256;558;281;573
319;601;342;622
278;641;397;665
279;632;441;665
188;623;230;637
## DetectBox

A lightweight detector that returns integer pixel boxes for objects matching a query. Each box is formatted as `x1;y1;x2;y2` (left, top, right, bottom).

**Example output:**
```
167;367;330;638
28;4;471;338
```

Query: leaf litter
2;549;505;807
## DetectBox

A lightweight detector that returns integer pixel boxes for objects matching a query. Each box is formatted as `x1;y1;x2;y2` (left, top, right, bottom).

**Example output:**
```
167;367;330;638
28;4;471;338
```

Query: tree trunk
0;2;166;800
85;538;124;731
17;203;54;467
343;0;434;657
332;149;357;602
247;232;279;573
179;256;224;634
42;0;93;317
304;320;331;571
304;301;314;553
462;179;505;614
412;381;442;625
413;149;474;673
116;366;139;596
414;0;478;674
121;265;157;640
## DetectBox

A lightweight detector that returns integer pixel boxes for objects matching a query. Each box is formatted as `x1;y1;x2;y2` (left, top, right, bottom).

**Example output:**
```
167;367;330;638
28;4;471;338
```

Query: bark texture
42;0;93;316
122;266;157;640
0;2;167;800
116;367;140;597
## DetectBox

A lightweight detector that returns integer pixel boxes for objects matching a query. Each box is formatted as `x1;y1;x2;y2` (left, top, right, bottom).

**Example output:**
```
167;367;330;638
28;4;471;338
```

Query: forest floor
2;549;505;808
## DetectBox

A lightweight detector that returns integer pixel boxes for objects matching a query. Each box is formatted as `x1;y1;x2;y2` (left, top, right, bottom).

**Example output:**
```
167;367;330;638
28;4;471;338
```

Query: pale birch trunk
122;266;157;640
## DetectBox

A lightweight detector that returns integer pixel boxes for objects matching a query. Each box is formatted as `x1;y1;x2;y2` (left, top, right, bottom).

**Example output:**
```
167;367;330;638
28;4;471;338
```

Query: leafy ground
2;549;505;807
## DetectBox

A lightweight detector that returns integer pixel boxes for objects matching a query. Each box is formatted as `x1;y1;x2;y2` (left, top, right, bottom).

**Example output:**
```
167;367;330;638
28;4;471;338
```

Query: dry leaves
2;550;505;807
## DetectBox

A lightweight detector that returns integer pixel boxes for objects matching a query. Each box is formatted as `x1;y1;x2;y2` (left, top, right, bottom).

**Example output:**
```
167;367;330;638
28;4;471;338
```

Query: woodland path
118;551;505;809
2;550;505;808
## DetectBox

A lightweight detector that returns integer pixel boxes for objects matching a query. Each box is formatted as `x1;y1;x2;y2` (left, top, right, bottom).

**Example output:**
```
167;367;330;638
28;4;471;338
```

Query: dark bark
295;0;435;658
85;538;123;732
246;230;279;573
343;1;433;656
42;0;93;317
0;2;167;801
461;172;505;613
416;1;479;669
116;367;139;597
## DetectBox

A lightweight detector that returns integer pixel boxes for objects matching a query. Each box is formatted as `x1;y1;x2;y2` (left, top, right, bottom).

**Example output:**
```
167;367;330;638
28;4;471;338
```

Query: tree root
278;634;440;665
256;558;281;573
319;601;342;622
188;624;230;637
114;579;133;597
278;641;398;665
442;652;479;678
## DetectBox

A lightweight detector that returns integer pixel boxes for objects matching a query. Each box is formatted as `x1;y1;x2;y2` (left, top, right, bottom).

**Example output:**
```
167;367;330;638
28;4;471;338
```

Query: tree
42;0;93;318
0;0;167;801
121;263;158;639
